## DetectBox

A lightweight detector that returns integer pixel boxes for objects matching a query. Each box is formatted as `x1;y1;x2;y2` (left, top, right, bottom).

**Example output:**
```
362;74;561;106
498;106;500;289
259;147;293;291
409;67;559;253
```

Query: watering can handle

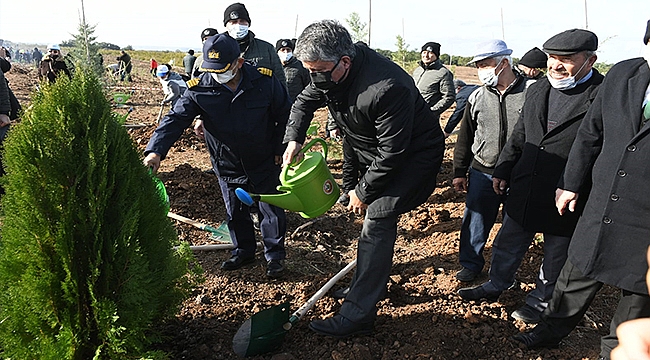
281;137;329;182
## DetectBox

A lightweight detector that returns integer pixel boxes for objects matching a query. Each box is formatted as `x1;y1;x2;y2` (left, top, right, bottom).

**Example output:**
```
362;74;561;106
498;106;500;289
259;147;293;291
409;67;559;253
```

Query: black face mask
310;58;341;91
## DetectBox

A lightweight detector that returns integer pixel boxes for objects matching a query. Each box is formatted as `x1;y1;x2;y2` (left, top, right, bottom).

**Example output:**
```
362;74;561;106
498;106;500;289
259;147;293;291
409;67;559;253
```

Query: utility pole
294;14;299;38
500;8;505;40
368;0;372;46
584;0;589;29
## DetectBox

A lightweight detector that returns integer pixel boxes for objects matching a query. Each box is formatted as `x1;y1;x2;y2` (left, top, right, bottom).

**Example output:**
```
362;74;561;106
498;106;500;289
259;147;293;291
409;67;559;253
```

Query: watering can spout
234;138;340;219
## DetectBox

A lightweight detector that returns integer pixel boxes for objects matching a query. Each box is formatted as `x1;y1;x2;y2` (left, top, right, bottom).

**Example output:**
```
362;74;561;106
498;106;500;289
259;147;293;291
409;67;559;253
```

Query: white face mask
278;51;292;62
210;67;237;84
547;58;589;91
226;23;249;40
477;61;504;87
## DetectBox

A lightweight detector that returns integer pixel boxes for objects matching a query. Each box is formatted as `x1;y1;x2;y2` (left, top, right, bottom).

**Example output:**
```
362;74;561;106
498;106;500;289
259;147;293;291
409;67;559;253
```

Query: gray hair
294;20;356;62
493;55;513;68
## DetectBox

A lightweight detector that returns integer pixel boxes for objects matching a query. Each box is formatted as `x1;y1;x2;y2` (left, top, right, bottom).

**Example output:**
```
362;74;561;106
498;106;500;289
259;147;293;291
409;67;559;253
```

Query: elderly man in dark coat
283;20;445;338
458;29;603;325
513;21;650;360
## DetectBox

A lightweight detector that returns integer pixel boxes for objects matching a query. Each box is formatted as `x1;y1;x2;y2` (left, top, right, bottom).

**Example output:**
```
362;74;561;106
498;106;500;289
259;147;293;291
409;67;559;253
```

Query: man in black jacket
283;20;445;338
458;29;603;325
276;38;309;102
144;34;291;279
513;21;650;359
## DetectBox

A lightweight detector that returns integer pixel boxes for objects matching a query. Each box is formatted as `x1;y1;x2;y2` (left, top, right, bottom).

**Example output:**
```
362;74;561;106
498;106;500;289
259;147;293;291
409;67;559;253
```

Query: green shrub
0;69;198;359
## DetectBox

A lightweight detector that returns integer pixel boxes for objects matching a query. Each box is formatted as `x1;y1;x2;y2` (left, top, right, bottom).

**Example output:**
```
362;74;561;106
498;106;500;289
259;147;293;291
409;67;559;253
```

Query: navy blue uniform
146;64;291;260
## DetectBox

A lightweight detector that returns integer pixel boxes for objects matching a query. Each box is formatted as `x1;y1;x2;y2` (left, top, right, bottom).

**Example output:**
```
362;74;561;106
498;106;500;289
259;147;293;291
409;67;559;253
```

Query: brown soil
5;62;618;360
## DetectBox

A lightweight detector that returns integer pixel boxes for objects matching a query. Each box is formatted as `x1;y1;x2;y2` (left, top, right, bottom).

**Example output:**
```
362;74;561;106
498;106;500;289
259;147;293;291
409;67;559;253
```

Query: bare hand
347;189;368;216
282;140;303;167
453;177;468;193
193;120;204;140
0;114;10;127
330;128;341;140
555;189;578;215
493;177;508;195
143;153;162;172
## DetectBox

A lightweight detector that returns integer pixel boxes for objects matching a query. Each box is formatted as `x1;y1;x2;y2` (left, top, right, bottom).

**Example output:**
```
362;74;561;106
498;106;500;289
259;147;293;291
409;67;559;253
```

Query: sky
0;0;648;64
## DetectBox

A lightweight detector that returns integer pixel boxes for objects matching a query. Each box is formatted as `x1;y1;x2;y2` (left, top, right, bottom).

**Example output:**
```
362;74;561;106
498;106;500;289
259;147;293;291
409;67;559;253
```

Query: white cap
48;44;61;51
156;64;170;77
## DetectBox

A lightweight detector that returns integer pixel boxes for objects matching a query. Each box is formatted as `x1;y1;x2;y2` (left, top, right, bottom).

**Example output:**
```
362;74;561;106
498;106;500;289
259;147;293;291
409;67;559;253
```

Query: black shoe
455;267;479;282
511;304;542;324
266;259;285;279
204;168;216;175
309;314;373;338
331;286;350;299
511;329;560;349
221;255;255;270
457;285;501;302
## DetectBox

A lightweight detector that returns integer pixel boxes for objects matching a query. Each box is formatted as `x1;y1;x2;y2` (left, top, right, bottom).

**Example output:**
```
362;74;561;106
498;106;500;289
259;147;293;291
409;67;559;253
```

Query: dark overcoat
284;43;445;218
494;71;603;237
561;58;650;294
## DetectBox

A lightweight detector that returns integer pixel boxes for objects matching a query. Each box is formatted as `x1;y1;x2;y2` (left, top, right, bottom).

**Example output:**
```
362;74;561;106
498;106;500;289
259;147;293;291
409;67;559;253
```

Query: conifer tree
0;69;197;359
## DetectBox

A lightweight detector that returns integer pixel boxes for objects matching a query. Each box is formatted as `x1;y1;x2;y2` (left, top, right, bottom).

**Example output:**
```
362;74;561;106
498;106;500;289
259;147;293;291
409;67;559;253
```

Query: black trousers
339;214;398;323
217;177;286;261
536;259;650;359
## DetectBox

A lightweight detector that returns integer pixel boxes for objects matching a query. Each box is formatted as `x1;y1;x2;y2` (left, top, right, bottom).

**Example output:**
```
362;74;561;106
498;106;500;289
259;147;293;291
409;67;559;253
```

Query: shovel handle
286;259;357;327
167;212;209;230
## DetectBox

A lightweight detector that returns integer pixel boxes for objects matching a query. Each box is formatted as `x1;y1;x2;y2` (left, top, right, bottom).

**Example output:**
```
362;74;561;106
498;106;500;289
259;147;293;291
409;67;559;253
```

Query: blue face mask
278;51;293;62
227;24;249;40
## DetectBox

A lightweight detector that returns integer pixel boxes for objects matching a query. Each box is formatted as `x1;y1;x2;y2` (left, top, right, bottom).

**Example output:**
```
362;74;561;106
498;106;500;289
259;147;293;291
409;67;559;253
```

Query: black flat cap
543;29;598;55
644;20;650;45
519;47;547;69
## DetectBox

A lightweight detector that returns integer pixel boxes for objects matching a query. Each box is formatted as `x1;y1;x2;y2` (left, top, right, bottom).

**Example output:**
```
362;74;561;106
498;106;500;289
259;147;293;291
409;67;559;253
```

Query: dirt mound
3;60;616;360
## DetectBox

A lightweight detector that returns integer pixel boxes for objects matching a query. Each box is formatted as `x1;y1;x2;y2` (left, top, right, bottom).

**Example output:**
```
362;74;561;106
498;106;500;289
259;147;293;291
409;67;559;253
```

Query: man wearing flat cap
276;38;309;102
517;47;547;80
453;39;532;283
460;28;604;326
514;23;650;359
143;33;292;279
223;2;286;85
412;42;455;132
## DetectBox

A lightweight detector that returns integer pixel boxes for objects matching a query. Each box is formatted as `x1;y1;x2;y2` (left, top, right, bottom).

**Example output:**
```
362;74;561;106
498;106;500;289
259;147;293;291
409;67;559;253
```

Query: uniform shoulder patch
186;78;200;88
257;67;272;77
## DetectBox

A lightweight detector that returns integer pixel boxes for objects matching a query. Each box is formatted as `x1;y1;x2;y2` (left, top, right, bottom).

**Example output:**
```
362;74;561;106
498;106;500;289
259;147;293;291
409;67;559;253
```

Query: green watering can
235;138;339;218
149;169;170;213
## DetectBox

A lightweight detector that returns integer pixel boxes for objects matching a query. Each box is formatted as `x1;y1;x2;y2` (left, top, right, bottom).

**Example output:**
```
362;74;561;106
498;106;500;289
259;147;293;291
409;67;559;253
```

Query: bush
0;69;198;359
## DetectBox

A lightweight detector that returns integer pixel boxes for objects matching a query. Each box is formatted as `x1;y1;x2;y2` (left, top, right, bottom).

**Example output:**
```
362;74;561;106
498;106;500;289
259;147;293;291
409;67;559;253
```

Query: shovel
156;102;166;123
167;212;232;242
233;259;357;357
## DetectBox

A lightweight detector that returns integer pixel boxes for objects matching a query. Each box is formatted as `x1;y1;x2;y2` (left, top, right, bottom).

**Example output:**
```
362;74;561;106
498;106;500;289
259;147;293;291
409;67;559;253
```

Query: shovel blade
208;222;232;243
233;302;290;357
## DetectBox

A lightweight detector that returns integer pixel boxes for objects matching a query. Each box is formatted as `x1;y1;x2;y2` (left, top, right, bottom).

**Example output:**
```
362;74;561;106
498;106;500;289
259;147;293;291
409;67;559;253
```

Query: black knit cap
518;47;547;69
421;42;441;58
201;28;218;40
223;3;251;26
275;39;294;52
543;29;598;55
644;20;650;45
